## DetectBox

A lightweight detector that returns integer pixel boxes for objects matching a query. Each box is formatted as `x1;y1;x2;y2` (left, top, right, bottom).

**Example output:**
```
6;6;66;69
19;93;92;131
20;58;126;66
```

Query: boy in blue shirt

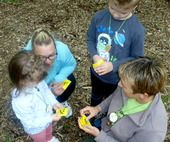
87;0;145;106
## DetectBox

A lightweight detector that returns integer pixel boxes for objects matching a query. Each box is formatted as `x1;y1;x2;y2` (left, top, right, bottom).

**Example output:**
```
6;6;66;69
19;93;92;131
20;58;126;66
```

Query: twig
56;132;64;138
82;86;91;89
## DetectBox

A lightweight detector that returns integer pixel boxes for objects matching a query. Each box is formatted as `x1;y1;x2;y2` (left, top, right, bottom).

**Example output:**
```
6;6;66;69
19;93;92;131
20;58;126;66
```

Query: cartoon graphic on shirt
97;25;126;47
114;32;125;47
97;33;111;61
97;25;126;61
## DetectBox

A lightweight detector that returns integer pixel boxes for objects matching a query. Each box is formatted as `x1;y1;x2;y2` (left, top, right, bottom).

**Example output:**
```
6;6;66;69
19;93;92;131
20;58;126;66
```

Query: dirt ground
0;0;169;142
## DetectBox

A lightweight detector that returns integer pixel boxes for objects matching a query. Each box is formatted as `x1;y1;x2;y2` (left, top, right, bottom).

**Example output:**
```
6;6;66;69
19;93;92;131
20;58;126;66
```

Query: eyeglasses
41;52;58;61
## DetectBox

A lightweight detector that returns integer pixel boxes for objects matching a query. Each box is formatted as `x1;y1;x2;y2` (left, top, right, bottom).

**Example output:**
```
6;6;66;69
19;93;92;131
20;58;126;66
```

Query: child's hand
78;117;100;136
51;81;65;96
51;113;61;121
92;55;102;63
53;103;63;110
94;61;113;76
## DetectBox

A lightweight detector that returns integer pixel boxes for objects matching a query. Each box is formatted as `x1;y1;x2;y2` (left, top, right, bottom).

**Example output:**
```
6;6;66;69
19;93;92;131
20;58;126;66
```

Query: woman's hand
50;81;65;96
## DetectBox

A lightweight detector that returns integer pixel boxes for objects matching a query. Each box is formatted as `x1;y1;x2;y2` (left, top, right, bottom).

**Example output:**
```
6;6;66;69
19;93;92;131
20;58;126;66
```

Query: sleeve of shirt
53;42;77;82
127;110;167;142
127;130;167;142
87;14;98;58
95;130;119;142
95;125;166;142
112;25;145;73
11;92;52;132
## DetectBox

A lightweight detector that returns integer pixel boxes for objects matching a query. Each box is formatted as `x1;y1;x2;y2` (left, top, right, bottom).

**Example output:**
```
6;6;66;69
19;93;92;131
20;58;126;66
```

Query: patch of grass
5;134;12;142
63;124;71;129
162;94;170;109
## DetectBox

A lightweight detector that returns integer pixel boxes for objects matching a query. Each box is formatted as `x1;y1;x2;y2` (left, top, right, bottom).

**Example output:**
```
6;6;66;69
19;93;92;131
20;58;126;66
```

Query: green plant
162;94;170;109
5;134;12;142
63;124;71;129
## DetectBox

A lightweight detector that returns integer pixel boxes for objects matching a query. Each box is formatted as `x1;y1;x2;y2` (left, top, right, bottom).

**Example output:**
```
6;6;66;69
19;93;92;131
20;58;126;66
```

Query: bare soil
0;0;169;142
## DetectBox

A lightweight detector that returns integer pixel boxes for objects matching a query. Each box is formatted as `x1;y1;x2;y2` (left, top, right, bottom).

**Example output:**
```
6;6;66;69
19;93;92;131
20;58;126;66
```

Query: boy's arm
87;15;98;58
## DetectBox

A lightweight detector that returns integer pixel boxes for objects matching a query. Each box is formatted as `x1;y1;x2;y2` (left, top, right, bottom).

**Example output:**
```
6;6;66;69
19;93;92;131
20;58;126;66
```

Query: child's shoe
61;101;72;118
47;136;60;142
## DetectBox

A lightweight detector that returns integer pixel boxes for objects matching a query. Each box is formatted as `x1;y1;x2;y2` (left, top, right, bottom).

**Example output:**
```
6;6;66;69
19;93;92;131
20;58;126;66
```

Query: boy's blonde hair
31;28;56;51
119;57;167;96
110;0;142;9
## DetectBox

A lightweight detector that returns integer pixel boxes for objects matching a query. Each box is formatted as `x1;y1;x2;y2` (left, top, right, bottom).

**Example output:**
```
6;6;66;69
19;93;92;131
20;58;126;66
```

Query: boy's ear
143;93;149;97
139;93;149;99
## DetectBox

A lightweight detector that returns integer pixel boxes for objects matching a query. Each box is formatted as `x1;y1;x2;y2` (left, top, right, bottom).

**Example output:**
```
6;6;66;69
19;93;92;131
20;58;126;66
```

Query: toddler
8;50;63;142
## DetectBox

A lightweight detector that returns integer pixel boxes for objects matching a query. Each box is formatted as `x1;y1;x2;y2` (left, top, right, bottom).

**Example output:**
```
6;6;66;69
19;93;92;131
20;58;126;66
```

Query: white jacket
11;80;58;134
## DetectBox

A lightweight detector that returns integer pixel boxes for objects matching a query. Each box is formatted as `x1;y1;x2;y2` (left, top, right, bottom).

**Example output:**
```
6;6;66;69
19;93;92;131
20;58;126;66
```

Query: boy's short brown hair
110;0;142;9
119;57;167;96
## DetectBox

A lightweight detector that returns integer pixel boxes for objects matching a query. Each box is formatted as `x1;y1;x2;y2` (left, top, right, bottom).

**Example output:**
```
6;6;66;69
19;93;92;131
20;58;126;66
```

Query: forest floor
0;0;169;142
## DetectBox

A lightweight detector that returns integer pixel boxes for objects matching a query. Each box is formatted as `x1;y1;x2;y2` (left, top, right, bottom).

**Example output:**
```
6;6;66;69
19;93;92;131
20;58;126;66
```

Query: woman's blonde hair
31;28;56;51
119;57;167;96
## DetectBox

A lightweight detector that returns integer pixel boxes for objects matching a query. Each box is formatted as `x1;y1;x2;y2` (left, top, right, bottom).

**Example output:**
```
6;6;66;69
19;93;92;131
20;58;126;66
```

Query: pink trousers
29;123;53;142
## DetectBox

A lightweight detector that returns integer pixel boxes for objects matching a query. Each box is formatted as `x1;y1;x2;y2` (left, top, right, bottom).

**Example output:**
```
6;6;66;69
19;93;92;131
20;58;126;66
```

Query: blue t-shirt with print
87;8;145;84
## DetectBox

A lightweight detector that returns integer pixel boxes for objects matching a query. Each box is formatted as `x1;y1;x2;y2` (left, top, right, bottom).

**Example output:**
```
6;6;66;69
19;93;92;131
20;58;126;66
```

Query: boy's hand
93;55;102;63
80;106;101;121
94;61;113;76
78;117;100;136
51;113;61;121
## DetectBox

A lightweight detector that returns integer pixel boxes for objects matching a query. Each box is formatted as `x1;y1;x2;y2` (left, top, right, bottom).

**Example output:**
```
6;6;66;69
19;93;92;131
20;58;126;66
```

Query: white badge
46;105;52;113
109;112;118;123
